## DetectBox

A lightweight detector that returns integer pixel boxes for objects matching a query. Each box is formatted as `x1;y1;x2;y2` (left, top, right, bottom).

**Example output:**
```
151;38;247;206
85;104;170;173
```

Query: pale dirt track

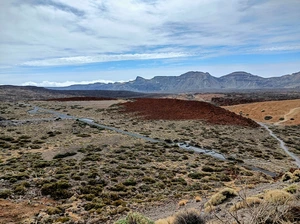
224;99;300;125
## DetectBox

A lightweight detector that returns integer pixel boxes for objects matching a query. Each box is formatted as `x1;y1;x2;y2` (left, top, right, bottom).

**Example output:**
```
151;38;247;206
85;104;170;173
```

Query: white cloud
21;79;115;87
22;52;191;66
1;0;300;68
1;0;300;86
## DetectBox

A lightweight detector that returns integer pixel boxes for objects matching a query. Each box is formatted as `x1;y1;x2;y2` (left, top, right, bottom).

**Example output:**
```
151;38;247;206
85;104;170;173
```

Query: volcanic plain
0;96;299;223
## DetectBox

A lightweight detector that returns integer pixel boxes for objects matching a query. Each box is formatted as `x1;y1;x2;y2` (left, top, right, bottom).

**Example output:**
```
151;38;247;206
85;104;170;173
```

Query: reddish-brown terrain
122;98;259;127
46;96;116;101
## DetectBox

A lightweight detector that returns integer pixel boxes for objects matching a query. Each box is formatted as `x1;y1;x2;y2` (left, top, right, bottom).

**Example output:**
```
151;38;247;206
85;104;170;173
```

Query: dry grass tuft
292;169;300;182
230;196;262;211
284;184;300;194
264;189;293;204
195;196;202;202
155;217;174;224
282;172;293;182
178;199;188;207
205;188;237;207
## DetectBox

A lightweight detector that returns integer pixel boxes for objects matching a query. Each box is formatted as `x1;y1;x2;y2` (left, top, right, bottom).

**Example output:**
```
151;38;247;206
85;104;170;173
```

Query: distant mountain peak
135;76;146;81
50;71;300;92
223;71;257;77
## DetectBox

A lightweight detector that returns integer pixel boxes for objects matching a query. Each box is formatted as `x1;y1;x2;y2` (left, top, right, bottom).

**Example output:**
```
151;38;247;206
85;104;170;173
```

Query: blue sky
1;0;300;87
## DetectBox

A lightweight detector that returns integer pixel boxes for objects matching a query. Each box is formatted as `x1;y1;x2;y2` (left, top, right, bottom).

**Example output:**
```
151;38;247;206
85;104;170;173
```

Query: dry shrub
230;196;262;211
204;205;215;213
284;184;299;194
195;196;202;202
219;188;300;224
264;189;292;204
292;169;300;182
155;217;174;224
173;209;207;224
246;200;300;223
178;199;188;207
282;172;293;182
205;188;237;207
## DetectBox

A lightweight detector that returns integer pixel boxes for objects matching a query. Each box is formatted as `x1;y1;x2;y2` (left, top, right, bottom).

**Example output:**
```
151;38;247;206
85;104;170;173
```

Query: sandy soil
223;99;300;125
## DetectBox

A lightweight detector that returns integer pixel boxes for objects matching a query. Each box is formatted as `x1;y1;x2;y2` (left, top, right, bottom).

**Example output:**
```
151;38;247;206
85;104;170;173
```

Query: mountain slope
50;71;300;92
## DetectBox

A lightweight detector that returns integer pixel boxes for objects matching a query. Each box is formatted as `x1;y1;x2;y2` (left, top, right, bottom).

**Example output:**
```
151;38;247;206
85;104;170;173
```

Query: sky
0;0;300;87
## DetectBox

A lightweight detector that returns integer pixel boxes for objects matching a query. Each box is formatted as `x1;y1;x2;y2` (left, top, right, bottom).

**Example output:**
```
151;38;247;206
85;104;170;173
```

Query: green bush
53;152;77;159
41;181;72;199
0;189;12;199
264;116;273;120
188;172;206;179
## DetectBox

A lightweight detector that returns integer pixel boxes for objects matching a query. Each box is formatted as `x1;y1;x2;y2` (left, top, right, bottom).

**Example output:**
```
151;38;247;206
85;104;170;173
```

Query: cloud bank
22;79;115;87
1;0;300;67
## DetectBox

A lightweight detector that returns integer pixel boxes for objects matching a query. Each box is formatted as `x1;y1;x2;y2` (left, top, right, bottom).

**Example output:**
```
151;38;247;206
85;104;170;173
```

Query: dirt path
224;99;300;125
274;107;300;125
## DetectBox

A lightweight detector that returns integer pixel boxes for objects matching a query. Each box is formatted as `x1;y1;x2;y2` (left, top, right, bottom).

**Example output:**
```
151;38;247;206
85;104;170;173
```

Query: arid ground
0;97;299;223
224;99;300;126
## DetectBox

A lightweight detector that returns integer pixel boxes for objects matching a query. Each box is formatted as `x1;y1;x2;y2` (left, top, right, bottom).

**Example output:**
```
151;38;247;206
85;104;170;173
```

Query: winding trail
274;107;300;125
259;122;300;168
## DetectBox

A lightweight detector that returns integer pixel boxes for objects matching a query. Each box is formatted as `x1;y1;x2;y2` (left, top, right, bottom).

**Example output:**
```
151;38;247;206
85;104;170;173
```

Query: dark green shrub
41;181;72;199
264;116;273;120
188;172;206;179
53;152;77;159
0;189;12;198
123;178;137;186
173;210;207;224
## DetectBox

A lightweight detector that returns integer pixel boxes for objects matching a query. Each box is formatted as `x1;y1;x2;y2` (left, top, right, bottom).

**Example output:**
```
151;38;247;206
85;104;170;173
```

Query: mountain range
50;71;300;93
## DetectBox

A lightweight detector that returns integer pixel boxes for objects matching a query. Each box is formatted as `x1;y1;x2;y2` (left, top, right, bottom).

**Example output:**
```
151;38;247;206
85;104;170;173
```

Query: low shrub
173;209;207;224
41;181;72;199
0;189;12;198
53;152;77;159
264;189;292;204
264;116;273;120
205;188;237;207
230;196;262;211
282;172;293;182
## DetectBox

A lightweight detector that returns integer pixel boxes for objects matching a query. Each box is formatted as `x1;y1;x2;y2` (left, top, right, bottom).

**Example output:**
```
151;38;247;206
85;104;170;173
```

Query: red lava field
46;96;116;101
122;98;259;127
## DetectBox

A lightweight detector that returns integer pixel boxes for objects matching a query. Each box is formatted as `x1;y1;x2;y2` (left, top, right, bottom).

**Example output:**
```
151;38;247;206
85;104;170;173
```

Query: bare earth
223;99;300;125
0;198;54;224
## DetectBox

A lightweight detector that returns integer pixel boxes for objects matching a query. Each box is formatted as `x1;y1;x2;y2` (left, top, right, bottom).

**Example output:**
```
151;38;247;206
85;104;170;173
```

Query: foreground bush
173;210;206;224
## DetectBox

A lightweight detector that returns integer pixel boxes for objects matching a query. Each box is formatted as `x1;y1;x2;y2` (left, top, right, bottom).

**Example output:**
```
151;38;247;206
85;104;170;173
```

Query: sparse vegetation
0;97;299;223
